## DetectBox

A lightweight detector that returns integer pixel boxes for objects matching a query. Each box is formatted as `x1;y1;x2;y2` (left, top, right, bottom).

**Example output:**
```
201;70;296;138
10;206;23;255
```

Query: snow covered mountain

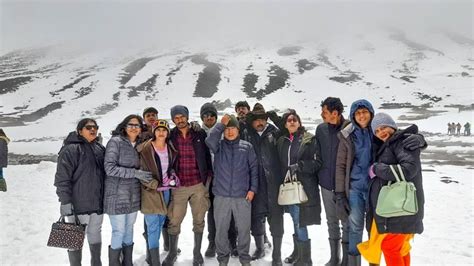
0;28;472;155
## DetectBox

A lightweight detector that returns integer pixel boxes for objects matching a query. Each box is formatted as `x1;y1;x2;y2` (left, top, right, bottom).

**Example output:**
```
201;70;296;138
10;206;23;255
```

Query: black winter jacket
277;130;322;226
368;125;425;234
54;132;106;215
241;123;283;216
315;117;350;191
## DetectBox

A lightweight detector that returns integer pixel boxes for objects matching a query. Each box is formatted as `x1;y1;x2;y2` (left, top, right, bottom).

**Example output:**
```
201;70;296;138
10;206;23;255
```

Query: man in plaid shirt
163;105;212;266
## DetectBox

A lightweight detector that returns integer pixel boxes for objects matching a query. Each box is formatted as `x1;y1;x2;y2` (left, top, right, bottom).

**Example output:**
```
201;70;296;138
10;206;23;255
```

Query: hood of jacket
349;99;375;130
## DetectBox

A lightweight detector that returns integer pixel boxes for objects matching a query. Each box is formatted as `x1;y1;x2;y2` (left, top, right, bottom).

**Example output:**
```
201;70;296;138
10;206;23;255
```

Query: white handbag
277;167;308;205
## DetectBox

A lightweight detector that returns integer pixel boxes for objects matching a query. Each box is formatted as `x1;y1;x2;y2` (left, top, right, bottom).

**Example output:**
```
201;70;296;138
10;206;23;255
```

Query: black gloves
334;192;350;222
135;170;153;183
60;203;73;216
403;133;427;151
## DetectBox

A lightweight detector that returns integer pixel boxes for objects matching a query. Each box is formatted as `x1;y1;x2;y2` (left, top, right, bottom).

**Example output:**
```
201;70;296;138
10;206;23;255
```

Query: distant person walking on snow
0;129;10;192
54;119;105;266
464;122;471;136
456;123;462;136
447;123;452;135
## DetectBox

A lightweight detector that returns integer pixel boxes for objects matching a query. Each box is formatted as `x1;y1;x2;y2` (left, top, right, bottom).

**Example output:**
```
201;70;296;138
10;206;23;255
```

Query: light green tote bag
375;164;418;218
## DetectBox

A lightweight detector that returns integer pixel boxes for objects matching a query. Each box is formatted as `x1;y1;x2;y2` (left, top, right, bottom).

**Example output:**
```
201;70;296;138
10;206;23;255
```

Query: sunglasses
127;123;142;129
84;125;99;130
286;118;298;123
203;112;216;118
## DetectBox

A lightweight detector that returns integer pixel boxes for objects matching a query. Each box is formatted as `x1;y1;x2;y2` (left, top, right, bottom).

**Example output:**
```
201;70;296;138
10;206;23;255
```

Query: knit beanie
226;115;240;129
152;119;170;134
235;101;251;111
371;112;397;134
200;103;218;119
170;105;189;119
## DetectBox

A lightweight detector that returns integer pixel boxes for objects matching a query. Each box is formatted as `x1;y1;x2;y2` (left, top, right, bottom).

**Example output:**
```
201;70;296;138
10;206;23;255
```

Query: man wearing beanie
164;105;212;266
241;103;284;264
199;102;239;258
200;102;218;134
316;97;351;266
205;114;258;266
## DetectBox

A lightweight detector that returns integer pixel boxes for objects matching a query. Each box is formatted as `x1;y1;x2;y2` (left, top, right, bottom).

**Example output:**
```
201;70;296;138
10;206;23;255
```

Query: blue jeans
348;189;367;255
109;212;138;249
144;190;171;249
288;204;308;241
0;168;3;178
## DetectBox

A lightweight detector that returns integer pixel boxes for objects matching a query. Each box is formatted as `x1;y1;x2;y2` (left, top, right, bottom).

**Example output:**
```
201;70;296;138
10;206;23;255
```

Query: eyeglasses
127;123;141;129
84;125;99;130
286;118;298;123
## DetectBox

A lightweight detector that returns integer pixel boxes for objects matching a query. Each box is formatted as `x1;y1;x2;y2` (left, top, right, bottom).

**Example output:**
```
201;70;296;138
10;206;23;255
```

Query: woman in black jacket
276;110;322;266
360;113;425;266
54;118;106;266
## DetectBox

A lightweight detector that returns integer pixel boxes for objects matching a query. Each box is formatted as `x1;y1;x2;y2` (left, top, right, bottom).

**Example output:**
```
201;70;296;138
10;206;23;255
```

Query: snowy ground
0;158;472;265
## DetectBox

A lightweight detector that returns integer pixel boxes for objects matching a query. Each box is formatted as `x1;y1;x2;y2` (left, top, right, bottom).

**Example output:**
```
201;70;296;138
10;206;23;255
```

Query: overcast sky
0;0;472;54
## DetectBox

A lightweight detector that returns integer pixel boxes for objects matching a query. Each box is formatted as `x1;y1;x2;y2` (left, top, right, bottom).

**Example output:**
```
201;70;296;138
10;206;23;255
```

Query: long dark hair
0;128;6;138
111;114;144;137
76;118;98;134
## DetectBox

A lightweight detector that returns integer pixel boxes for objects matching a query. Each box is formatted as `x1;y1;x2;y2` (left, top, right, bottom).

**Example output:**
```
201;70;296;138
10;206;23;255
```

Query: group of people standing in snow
447;122;470;136
53;97;427;266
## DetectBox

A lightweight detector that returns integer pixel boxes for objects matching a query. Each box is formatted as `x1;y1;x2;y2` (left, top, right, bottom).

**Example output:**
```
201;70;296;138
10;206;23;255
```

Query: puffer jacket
335;100;374;197
137;140;178;215
205;123;258;198
103;135;141;215
54;132;106;214
0;135;9;167
367;125;425;234
277;130;322;226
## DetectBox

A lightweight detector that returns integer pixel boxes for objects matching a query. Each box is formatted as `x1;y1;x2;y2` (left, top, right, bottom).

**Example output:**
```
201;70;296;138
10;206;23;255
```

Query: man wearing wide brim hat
242;103;284;264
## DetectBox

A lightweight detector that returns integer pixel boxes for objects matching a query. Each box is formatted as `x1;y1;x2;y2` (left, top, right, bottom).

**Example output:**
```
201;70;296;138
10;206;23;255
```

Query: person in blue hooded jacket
335;100;426;266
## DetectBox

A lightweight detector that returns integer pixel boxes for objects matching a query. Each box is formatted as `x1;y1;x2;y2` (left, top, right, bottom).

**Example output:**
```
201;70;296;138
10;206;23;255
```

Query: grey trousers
214;195;252;264
321;187;349;242
66;213;104;247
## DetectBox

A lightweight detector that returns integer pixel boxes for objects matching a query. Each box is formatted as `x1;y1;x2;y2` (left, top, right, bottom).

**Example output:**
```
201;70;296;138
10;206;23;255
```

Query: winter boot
348;255;361;266
205;240;216;257
264;233;272;249
144;231;151;265
121;243;134;266
193;233;204;266
230;240;239;257
283;235;299;264
271;236;283;266
0;178;6;192
162;234;179;266
162;229;170;252
68;249;82;266
325;238;341;266
251;235;265;260
294;239;312;266
149;248;161;266
89;243;102;266
108;246;122;266
341;241;349;266
162;229;181;255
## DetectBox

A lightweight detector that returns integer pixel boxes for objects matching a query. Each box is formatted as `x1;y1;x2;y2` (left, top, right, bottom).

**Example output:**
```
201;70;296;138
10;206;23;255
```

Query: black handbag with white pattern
47;214;86;250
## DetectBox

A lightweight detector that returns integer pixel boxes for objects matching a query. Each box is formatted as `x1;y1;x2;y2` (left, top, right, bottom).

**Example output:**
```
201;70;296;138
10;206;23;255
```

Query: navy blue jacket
205;123;258;198
315;117;350;191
